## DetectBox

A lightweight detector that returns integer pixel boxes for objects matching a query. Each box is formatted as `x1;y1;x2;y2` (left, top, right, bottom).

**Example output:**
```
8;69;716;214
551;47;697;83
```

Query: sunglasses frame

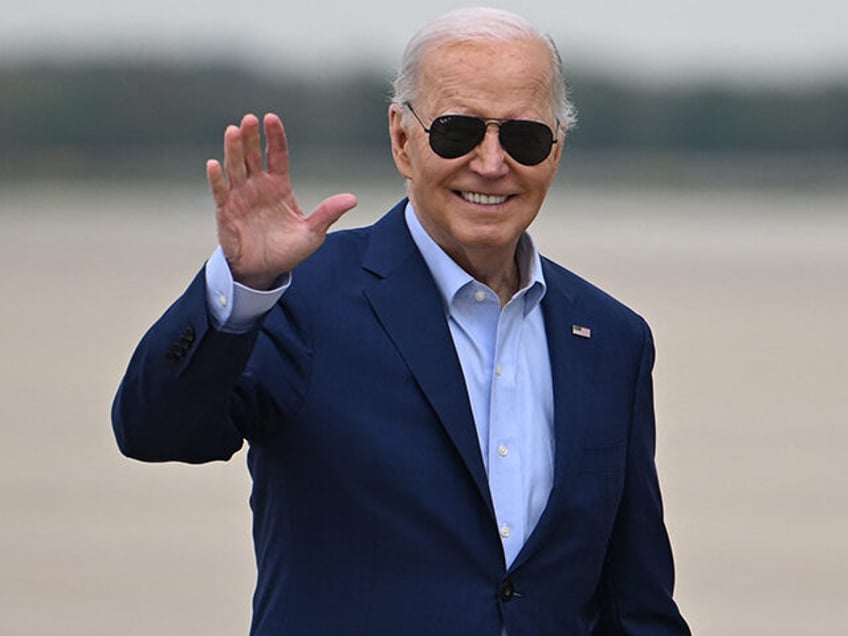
404;102;558;166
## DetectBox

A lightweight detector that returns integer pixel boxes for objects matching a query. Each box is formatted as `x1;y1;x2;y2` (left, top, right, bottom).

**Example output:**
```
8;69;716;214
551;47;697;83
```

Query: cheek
409;157;457;194
406;136;435;170
522;167;558;200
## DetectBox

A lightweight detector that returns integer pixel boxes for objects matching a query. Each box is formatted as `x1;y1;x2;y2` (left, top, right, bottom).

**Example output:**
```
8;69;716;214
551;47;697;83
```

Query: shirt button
500;524;512;538
474;290;486;302
218;292;228;307
495;364;503;377
498;443;509;457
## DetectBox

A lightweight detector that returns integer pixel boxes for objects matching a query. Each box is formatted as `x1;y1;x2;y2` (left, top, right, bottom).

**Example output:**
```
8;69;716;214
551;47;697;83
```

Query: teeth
461;192;508;205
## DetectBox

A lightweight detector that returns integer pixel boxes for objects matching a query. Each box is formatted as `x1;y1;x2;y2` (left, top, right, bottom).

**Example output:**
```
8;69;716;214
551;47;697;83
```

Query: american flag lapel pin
571;324;592;339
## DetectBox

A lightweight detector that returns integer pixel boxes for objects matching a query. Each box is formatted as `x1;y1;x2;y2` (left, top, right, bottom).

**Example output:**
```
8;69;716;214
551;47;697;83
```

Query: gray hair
391;7;578;132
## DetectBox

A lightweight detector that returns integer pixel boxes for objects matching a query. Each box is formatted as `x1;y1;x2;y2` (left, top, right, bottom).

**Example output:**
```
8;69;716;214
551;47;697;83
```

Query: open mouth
458;191;510;206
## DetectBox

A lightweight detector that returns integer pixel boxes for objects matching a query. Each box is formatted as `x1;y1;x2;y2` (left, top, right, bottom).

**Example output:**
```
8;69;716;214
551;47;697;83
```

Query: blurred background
1;1;846;634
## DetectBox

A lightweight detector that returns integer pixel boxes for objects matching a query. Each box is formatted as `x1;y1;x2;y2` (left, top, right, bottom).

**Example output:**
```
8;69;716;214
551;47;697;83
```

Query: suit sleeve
594;318;691;635
111;268;262;463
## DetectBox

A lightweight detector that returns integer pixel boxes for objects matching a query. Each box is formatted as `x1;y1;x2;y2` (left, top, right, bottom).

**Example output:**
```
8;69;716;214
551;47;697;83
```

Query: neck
449;244;522;308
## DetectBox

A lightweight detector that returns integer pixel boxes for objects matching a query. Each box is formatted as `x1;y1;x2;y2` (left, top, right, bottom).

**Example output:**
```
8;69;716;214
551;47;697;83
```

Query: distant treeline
1;62;847;177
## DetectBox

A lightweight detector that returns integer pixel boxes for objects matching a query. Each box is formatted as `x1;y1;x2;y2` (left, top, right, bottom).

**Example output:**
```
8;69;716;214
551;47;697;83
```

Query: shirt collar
404;201;546;315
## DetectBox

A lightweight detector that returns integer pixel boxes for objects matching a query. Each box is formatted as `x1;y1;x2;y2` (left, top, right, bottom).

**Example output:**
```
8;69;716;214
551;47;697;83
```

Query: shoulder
293;199;415;286
541;256;652;344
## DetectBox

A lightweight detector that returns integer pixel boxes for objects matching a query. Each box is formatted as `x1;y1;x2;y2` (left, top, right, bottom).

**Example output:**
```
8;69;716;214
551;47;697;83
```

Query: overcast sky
2;0;846;84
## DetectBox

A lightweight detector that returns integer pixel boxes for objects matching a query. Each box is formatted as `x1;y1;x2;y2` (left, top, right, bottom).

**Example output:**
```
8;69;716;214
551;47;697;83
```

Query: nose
469;123;509;178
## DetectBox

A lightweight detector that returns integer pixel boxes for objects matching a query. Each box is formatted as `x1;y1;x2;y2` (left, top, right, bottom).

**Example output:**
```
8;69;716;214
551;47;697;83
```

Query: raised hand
206;113;358;290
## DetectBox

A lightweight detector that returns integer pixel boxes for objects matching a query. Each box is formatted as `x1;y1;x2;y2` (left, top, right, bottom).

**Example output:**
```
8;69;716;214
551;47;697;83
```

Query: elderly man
113;7;690;635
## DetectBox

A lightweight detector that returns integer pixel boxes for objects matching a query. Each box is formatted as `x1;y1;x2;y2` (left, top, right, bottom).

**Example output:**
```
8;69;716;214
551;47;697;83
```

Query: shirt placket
488;302;525;567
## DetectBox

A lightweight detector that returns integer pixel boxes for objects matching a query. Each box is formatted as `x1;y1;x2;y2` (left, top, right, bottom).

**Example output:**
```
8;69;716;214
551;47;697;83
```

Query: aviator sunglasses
405;102;558;166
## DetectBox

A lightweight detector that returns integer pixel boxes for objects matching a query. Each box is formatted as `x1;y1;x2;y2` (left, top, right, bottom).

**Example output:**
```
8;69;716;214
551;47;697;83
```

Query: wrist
232;271;280;291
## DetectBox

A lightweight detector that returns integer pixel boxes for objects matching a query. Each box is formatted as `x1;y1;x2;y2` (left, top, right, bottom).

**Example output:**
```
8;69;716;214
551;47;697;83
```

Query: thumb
308;193;358;235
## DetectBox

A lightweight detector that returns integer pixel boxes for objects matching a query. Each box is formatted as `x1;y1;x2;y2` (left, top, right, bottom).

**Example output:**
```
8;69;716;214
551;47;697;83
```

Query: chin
457;226;517;250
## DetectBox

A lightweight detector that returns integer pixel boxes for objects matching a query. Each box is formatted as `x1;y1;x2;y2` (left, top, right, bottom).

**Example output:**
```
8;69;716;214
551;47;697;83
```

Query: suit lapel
360;203;495;517
545;279;594;495
357;207;600;556
512;261;597;568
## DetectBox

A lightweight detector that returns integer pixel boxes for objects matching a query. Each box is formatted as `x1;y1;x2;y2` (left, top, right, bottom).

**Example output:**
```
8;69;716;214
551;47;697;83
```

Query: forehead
417;37;555;119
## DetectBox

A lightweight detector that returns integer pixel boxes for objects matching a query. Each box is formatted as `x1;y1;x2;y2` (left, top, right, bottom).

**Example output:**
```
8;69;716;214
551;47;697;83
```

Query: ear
551;125;565;165
388;103;413;180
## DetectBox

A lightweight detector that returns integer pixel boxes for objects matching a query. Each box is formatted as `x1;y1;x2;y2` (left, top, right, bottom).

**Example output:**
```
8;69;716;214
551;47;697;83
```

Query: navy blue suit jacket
112;200;689;635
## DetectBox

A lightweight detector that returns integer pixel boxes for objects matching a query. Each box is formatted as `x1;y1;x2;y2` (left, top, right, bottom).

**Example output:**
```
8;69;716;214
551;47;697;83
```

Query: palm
207;113;357;290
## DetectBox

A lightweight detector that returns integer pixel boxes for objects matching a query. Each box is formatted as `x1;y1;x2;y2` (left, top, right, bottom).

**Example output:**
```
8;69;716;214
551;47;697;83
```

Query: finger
264;113;291;176
308;193;358;235
206;159;229;208
223;125;247;186
241;114;263;175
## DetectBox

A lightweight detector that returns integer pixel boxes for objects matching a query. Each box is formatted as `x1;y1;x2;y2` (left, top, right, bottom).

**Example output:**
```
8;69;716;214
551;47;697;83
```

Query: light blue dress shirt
403;203;554;568
205;202;555;568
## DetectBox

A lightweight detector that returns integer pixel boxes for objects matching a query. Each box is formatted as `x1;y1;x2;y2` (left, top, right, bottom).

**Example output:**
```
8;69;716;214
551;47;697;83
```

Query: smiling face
389;36;563;277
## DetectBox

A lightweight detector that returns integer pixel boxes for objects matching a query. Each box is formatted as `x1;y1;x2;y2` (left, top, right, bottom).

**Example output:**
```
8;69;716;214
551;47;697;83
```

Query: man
113;7;690;635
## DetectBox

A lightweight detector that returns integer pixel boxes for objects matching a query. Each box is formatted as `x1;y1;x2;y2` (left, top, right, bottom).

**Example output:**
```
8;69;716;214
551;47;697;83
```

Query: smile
459;191;509;205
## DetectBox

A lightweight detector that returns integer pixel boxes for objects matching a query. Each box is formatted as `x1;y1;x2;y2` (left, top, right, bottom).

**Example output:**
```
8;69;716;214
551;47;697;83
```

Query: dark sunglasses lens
429;116;486;159
500;120;555;165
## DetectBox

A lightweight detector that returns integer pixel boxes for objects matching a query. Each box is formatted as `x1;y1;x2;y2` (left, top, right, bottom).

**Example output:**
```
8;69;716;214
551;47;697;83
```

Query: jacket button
498;579;514;602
